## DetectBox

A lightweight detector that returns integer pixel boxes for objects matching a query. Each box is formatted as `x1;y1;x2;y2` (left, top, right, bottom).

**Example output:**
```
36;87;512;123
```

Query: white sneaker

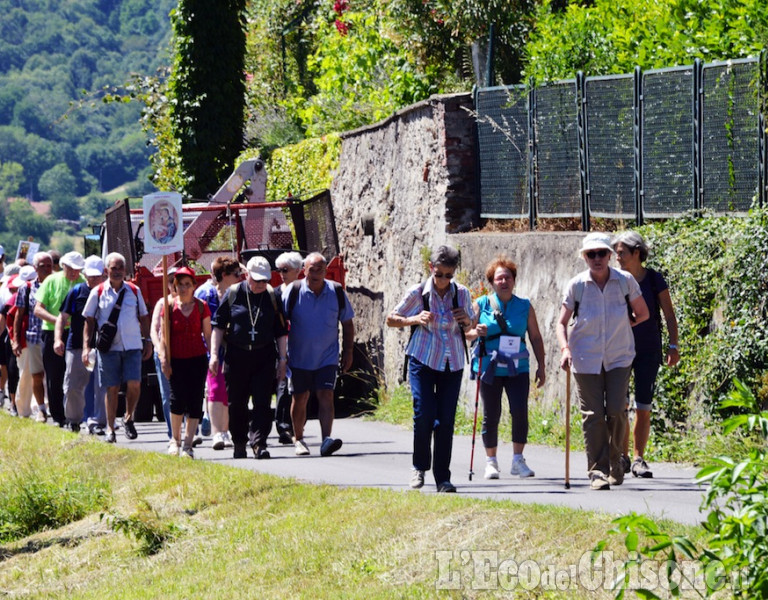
181;445;194;459
484;461;500;480
510;456;535;478
224;432;234;448
167;438;180;456
294;438;310;456
211;432;225;451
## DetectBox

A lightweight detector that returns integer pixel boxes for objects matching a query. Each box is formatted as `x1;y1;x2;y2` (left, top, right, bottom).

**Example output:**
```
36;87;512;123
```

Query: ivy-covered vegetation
635;208;768;459
525;0;768;82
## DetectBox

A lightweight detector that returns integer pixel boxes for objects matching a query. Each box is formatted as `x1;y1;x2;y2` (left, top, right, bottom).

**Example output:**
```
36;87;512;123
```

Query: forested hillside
0;0;174;209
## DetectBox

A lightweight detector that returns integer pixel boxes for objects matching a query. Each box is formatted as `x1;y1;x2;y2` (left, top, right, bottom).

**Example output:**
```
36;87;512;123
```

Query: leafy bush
0;465;110;543
525;0;768;83
102;500;180;556
636;208;768;457
595;379;768;598
240;134;341;203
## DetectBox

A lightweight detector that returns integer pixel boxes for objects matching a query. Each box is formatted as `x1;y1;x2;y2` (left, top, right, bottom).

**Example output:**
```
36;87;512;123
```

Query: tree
168;0;247;199
5;199;54;245
51;196;80;221
0;161;24;200
37;163;77;202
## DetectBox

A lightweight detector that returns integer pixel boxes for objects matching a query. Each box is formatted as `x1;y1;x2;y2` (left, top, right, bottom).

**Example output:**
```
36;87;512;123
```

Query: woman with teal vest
467;256;546;480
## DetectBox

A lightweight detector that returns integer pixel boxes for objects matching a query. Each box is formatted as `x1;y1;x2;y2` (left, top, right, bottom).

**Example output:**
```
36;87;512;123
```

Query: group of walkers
389;234;677;493
1;233;677;493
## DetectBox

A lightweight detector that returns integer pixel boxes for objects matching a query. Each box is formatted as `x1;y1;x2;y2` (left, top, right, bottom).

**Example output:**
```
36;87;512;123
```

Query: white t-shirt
83;282;148;351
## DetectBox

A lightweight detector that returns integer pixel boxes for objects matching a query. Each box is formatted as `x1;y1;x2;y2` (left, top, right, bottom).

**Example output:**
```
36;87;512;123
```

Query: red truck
94;159;360;421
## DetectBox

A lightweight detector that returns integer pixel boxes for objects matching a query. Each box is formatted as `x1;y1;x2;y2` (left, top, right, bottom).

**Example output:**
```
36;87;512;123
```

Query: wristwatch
668;344;678;350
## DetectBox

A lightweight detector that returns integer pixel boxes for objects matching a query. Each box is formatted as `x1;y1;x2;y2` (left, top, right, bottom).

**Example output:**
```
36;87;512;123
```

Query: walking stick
565;366;571;490
468;347;483;481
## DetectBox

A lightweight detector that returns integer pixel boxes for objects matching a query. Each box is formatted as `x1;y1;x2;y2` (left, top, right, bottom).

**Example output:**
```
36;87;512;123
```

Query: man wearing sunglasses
387;245;474;493
556;233;649;490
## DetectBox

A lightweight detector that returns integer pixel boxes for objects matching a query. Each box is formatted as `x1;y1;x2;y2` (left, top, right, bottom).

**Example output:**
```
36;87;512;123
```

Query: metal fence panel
476;86;529;218
535;80;581;217
702;59;760;213
584;74;635;218
641;66;695;218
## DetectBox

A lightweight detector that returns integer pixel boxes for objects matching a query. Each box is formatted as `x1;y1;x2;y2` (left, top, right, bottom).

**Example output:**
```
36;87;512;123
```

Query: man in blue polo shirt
285;252;354;457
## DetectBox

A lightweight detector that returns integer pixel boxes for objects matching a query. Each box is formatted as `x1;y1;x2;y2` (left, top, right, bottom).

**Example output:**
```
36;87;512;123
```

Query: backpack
572;268;635;323
285;280;345;323
401;281;468;381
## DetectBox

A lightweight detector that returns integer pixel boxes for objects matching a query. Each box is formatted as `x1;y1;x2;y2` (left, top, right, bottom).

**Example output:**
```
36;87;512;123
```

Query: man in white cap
55;255;106;434
209;256;288;459
34;250;85;427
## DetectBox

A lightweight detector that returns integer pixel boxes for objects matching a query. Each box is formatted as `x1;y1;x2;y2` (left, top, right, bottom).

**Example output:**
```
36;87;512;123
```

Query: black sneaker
69;423;81;434
256;447;271;460
436;481;457;493
278;430;294;445
320;437;342;457
233;443;247;459
105;431;117;444
88;423;105;436
621;454;631;474
123;419;138;440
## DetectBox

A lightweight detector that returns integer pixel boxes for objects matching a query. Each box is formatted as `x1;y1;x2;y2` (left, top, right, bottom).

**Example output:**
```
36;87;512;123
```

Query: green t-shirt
34;271;85;331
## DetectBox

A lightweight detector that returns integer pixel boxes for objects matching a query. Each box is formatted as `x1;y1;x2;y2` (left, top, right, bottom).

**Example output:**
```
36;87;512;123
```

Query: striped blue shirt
393;279;473;372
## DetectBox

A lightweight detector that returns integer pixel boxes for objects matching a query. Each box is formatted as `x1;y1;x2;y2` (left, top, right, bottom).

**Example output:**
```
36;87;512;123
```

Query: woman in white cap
556;233;649;490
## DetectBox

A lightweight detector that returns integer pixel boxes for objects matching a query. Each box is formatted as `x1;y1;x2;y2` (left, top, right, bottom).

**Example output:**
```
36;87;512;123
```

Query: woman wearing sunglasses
387;245;474;493
556;233;649;490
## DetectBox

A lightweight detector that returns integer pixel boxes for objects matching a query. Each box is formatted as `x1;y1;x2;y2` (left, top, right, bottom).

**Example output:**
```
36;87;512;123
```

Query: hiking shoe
437;481;457;493
278;430;294;445
621;454;632;474
181;445;194;459
410;469;425;489
35;409;47;423
167;439;180;456
589;472;610;490
608;473;624;486
484;461;500;480
631;458;653;478
510;456;535;478
105;431;117;444
123;419;138;440
294;438;310;456
192;435;203;447
233;443;247;459
211;432;226;450
256;447;271;460
320;437;342;457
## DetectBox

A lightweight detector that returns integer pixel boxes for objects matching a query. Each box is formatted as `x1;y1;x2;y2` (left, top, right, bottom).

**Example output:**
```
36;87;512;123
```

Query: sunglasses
585;249;609;259
433;272;454;280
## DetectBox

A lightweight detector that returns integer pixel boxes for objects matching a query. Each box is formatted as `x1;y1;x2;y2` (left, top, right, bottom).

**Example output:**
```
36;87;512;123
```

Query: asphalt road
120;417;706;526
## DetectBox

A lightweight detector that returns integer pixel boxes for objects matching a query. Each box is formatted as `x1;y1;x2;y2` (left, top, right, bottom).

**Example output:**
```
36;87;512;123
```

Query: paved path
124;418;706;526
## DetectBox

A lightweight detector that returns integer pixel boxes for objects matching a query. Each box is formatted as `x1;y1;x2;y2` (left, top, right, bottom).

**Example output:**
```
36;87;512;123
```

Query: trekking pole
469;343;483;481
565;366;571;490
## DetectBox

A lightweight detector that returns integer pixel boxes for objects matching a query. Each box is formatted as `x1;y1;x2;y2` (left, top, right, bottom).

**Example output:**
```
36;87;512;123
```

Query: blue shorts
290;365;338;395
98;349;142;388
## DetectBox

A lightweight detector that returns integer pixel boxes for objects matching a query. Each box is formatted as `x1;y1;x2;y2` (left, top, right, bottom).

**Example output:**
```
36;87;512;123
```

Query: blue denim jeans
409;357;463;485
154;351;173;439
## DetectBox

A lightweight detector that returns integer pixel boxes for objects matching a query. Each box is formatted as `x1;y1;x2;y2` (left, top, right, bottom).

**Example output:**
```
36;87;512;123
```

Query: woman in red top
158;267;211;458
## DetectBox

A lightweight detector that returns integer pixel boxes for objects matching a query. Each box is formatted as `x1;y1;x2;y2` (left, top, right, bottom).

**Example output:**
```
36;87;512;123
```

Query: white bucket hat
578;232;614;257
60;251;85;270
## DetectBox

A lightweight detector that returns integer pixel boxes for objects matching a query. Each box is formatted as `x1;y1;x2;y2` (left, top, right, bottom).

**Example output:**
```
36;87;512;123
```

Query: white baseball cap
246;256;271;282
60;251;85;270
83;255;105;277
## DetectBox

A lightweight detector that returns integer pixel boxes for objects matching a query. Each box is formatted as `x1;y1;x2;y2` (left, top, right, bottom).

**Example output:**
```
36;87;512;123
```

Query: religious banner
143;192;183;255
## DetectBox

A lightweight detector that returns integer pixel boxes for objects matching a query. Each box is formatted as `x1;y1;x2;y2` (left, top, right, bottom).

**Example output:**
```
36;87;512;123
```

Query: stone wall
331;93;588;408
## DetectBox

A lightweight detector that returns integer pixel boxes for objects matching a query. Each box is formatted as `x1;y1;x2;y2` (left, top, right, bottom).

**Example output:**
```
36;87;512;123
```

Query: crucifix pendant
249;327;257;342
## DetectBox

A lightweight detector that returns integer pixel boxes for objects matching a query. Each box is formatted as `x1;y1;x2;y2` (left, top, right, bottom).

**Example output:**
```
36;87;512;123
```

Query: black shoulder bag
95;287;127;352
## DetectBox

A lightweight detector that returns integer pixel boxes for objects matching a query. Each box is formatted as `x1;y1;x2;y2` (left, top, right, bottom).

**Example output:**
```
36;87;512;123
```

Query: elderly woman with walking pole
465;255;546;480
556;233;649;490
386;245;474;493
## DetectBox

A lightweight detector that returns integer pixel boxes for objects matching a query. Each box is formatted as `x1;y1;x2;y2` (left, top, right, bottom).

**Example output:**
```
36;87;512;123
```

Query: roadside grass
0;413;703;599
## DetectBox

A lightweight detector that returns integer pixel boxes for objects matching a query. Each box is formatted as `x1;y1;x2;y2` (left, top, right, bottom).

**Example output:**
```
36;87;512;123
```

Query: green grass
0;412;704;599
